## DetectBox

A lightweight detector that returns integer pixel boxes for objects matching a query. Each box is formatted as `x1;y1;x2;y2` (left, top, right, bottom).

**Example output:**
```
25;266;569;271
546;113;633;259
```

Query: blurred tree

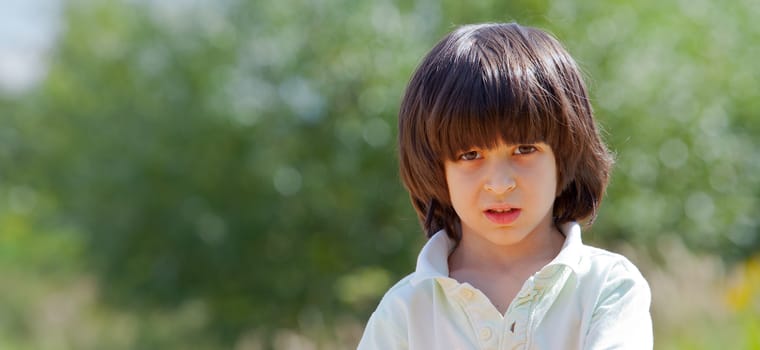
2;0;760;347
554;0;760;262
6;0;425;344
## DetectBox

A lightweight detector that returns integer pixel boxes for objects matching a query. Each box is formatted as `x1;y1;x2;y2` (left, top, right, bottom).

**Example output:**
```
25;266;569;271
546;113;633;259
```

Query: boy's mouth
487;208;515;213
484;207;521;225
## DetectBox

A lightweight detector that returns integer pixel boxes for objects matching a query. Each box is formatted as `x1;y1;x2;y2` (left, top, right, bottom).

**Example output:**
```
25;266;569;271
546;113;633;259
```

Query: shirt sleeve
357;298;409;350
584;259;653;350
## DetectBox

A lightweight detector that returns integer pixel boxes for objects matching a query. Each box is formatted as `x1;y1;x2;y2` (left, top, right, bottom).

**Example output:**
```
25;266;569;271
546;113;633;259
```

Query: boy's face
444;141;558;247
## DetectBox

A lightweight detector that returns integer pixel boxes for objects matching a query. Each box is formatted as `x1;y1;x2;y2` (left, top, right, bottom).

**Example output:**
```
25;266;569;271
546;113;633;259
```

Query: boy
358;23;653;349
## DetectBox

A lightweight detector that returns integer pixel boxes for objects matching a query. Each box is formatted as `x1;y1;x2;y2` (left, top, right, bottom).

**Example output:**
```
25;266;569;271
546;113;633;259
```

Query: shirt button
479;327;492;340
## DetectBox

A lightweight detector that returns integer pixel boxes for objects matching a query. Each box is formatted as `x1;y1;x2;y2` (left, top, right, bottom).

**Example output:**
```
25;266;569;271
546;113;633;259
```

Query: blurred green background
1;0;759;349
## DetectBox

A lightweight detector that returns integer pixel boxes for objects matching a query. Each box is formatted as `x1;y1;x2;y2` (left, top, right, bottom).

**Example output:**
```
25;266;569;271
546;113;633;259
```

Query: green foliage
555;0;760;260
7;0;424;343
2;0;760;347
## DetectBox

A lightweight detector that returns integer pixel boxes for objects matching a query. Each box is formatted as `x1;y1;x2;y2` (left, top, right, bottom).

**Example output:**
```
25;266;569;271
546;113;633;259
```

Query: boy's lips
483;206;521;225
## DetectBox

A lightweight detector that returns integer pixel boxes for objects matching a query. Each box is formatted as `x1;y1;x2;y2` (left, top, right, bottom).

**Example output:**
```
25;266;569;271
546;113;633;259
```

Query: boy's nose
484;178;516;194
484;168;516;194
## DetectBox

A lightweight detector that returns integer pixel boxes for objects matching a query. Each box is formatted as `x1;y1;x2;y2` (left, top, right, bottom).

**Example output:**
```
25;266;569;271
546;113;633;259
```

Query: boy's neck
447;222;566;314
448;222;565;274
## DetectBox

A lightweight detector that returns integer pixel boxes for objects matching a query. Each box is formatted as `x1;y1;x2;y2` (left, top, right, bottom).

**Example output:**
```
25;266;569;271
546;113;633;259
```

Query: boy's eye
458;150;482;161
514;145;537;155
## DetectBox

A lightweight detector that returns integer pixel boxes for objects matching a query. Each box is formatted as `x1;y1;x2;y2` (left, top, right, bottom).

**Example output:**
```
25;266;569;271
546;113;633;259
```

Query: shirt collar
547;221;584;274
409;221;585;286
410;228;456;286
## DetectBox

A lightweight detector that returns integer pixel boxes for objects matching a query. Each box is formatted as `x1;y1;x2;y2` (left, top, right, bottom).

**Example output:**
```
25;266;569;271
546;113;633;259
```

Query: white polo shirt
358;222;652;350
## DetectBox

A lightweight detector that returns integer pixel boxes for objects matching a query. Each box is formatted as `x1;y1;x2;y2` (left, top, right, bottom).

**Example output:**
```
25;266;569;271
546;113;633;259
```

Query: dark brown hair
398;23;614;240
